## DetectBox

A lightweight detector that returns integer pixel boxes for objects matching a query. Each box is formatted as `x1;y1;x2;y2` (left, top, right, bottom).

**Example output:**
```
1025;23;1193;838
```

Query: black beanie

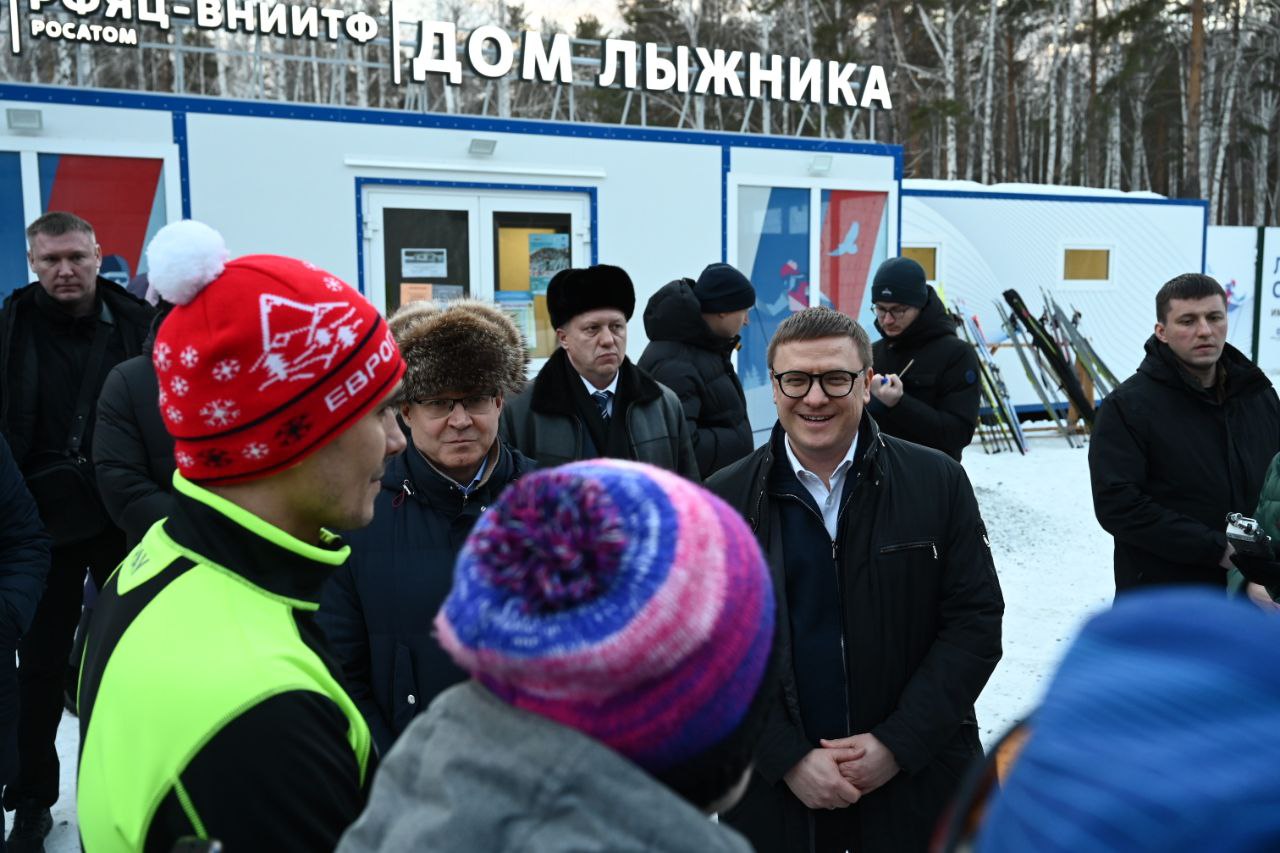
871;257;928;308
694;264;756;313
546;265;636;329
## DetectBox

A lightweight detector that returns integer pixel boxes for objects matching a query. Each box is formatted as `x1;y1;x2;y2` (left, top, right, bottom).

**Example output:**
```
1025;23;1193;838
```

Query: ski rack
994;301;1081;449
1042;292;1120;398
1002;289;1095;426
949;300;1025;455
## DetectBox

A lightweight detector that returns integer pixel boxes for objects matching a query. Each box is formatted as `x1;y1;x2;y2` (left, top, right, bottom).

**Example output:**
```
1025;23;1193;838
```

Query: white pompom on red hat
147;221;405;484
147;220;230;306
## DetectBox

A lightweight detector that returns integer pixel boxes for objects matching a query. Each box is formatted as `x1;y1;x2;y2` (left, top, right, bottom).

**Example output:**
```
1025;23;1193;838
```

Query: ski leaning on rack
965;314;1028;454
1043;294;1119;397
995;302;1080;448
947;299;1016;454
1002;289;1095;425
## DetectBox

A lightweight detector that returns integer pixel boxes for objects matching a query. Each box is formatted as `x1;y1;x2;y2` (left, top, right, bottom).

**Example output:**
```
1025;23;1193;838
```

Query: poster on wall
401;248;447;278
1204;226;1259;358
529;233;570;294
1256;228;1280;377
496;292;537;342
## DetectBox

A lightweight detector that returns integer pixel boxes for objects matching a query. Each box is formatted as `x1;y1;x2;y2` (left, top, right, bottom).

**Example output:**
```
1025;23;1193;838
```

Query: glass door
364;185;590;369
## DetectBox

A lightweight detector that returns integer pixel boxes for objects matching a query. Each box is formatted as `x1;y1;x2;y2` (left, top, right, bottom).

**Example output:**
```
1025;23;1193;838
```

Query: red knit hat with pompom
148;220;405;484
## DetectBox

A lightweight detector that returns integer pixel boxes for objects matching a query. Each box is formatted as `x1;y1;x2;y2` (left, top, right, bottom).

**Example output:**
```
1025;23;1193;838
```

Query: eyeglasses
870;304;911;320
772;369;865;399
414;394;496;419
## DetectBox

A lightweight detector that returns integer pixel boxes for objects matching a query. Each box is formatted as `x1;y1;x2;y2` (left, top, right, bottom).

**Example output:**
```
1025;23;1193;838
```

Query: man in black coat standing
867;257;980;461
1090;273;1280;599
707;306;1003;853
93;303;176;551
639;263;756;478
0;435;50;851
0;211;153;851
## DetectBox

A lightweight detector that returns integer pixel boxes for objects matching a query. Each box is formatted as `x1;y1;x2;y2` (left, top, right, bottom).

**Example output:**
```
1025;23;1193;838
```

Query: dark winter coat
707;417;1004;853
318;439;533;756
0;279;153;470
499;348;699;480
869;289;981;461
0;432;50;782
638;279;754;478
1090;337;1280;592
93;309;176;550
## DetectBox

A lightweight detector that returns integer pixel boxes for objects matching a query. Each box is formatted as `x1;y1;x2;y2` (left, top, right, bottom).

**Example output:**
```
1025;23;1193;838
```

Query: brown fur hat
389;299;528;401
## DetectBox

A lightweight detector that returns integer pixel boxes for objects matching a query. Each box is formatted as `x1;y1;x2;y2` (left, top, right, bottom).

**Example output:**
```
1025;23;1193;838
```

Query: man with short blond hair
1090;273;1280;598
500;264;698;479
708;306;1003;853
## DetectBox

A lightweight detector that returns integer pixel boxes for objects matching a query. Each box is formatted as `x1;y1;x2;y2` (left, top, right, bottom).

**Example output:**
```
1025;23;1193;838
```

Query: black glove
1229;552;1280;588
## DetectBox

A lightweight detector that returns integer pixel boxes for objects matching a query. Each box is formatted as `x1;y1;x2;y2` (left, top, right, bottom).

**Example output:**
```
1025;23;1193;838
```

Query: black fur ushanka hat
389;299;528;400
545;265;636;329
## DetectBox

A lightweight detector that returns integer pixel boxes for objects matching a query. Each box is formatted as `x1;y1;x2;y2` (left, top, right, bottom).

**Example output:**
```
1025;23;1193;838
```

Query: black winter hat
871;257;928;308
694;263;756;313
546;265;636;329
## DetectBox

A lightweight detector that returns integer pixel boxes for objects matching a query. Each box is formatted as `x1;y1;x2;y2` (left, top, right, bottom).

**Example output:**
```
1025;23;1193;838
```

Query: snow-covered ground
45;433;1113;851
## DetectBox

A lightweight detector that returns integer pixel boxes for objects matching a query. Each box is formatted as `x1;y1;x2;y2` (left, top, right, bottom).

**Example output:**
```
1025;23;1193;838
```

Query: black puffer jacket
1090;337;1280;592
318;439;534;756
638;279;753;478
707;416;1003;853
93;307;176;550
869;289;980;461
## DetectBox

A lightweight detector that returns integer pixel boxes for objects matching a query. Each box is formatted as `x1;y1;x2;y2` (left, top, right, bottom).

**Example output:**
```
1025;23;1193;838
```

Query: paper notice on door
529;234;570;295
401;248;447;278
401;283;433;304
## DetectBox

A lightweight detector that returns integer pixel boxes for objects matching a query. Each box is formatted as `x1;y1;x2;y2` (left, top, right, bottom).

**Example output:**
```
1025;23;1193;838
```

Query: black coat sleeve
870;466;1004;775
0;434;49;647
1089;393;1227;568
145;690;369;853
93;365;174;545
872;343;981;459
318;561;396;756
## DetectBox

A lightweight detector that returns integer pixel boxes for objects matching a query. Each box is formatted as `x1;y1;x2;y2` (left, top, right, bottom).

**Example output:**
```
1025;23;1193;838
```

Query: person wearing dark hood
319;299;535;756
639;263;755;479
866;257;980;461
1090;273;1280;597
0;211;152;851
93;299;177;551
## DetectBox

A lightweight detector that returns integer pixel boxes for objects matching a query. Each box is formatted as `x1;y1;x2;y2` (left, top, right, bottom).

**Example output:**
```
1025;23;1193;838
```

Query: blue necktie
592;390;613;424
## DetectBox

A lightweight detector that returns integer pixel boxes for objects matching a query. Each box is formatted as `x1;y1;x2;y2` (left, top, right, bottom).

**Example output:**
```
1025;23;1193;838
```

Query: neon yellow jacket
77;474;373;852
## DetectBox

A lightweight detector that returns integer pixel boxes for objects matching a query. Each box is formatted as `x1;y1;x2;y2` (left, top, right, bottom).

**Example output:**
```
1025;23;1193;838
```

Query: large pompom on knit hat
147;220;405;484
978;588;1280;853
388;299;528;401
436;459;775;779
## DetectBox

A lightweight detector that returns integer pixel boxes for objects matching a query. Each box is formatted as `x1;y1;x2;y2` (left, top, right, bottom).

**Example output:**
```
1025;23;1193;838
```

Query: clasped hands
782;733;900;811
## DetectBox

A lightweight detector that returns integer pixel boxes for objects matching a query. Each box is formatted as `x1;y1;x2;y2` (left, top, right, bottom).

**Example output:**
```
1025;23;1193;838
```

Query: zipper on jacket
392;479;413;508
776;492;853;736
879;540;938;559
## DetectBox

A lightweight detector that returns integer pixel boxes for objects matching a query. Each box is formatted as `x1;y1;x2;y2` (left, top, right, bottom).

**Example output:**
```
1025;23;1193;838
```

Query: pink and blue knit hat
436;459;775;773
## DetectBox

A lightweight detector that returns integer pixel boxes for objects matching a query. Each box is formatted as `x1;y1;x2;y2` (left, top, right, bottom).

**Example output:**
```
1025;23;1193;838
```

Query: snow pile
965;435;1114;745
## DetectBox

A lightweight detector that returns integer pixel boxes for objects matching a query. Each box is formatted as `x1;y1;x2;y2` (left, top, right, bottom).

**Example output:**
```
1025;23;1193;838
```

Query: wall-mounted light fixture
808;154;833;176
6;108;43;133
468;138;497;156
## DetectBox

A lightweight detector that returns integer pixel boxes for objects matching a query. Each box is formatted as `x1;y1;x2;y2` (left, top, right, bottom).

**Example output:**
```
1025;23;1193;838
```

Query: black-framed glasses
772;369;865;399
870;304;911;320
414;394;496;419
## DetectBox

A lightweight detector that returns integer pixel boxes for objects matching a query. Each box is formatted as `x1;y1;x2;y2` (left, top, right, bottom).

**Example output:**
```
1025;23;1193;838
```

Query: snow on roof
903;179;1168;201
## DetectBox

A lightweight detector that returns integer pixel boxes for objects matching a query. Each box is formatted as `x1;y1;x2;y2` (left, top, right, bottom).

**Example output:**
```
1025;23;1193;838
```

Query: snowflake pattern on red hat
200;399;240;429
170;377;190;397
242;442;270;461
179;346;200;369
154;342;172;373
212;359;240;382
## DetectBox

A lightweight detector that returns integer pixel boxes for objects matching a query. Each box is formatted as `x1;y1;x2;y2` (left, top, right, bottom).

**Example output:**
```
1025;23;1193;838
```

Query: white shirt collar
783;432;859;488
579;371;620;398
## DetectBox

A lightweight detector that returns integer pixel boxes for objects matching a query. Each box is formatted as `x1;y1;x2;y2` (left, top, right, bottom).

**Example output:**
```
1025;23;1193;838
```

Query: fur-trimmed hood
390;299;528;401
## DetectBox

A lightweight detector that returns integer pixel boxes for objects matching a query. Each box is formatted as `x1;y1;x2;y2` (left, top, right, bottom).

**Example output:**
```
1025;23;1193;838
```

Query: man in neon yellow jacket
76;221;407;853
